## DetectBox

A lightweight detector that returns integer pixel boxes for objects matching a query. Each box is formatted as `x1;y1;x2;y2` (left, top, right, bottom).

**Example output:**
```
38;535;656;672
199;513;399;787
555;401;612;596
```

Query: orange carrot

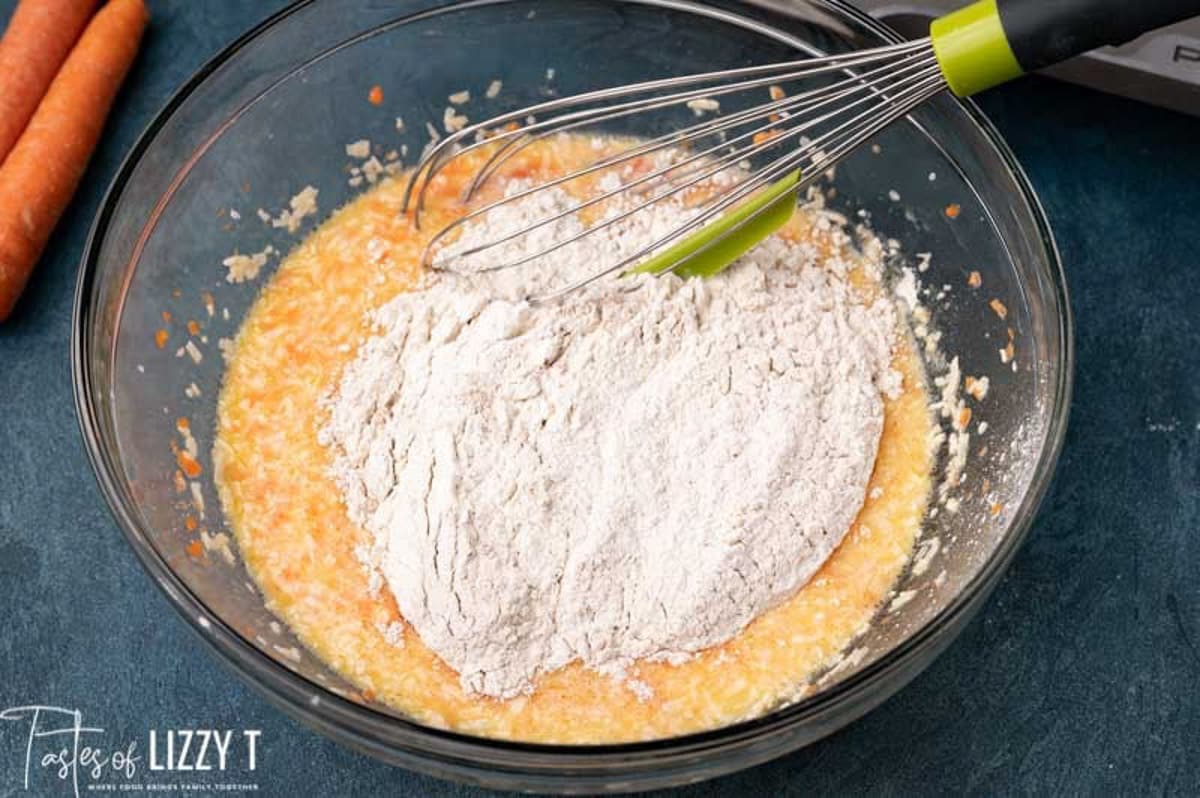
0;0;147;321
0;0;99;164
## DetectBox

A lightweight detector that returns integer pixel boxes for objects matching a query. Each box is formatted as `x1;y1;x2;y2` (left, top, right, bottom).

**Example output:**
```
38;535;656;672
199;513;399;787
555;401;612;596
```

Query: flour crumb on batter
223;245;275;284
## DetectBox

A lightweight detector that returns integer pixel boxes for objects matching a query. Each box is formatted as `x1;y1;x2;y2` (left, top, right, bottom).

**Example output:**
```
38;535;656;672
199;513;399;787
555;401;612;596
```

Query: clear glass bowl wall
74;0;1070;791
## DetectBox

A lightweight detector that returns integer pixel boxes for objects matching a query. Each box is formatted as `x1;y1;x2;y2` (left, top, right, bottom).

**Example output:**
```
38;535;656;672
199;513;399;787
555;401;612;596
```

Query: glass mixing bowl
73;0;1071;791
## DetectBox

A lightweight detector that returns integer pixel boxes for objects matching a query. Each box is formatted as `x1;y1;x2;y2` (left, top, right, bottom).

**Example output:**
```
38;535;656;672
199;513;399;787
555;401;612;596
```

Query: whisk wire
406;39;948;301
402;38;930;216
531;69;947;302
455;44;941;210
422;50;941;270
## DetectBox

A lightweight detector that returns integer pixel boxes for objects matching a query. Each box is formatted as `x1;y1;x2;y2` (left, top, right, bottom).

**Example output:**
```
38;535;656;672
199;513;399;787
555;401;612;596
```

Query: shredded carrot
187;319;200;335
989;298;1008;320
154;329;168;349
368;84;384;105
0;0;148;321
176;417;189;430
944;203;961;219
184;516;197;531
177;450;202;479
186;540;204;559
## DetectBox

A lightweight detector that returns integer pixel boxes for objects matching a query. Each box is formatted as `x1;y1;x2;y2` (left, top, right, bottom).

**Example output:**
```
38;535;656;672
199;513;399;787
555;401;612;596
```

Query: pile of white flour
319;178;902;699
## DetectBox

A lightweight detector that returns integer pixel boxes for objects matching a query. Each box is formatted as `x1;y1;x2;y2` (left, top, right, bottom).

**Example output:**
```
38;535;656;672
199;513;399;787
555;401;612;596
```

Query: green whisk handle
930;0;1200;96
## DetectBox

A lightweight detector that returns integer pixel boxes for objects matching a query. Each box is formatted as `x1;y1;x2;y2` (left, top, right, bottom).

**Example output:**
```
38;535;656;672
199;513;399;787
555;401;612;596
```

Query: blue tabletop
1;1;1198;796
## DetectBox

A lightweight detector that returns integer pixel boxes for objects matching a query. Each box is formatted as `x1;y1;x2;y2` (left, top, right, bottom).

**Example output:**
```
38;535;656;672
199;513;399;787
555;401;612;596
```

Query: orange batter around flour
214;137;932;743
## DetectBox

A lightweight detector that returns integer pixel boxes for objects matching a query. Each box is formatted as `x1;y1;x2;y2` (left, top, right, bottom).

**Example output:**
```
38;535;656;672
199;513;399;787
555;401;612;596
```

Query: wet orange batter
214;137;932;743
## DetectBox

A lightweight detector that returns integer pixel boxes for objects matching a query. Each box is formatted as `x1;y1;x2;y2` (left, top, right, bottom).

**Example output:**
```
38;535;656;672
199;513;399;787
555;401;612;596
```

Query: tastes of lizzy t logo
0;705;261;796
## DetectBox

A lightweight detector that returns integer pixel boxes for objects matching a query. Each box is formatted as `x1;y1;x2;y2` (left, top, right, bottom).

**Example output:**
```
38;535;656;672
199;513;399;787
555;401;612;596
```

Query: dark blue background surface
1;1;1198;795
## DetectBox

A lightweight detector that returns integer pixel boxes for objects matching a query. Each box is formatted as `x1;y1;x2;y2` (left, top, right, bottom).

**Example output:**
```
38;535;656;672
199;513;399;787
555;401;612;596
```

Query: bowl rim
72;0;1073;780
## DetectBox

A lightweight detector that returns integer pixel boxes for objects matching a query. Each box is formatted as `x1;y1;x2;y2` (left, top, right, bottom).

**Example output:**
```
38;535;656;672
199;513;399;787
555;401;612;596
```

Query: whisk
405;0;1198;301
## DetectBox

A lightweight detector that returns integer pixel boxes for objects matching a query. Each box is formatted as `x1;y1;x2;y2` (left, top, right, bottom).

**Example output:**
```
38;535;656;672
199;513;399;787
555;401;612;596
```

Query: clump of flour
320;173;903;700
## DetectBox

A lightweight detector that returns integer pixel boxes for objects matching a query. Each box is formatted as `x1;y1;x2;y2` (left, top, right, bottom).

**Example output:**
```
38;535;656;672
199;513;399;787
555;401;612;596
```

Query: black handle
997;0;1200;71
